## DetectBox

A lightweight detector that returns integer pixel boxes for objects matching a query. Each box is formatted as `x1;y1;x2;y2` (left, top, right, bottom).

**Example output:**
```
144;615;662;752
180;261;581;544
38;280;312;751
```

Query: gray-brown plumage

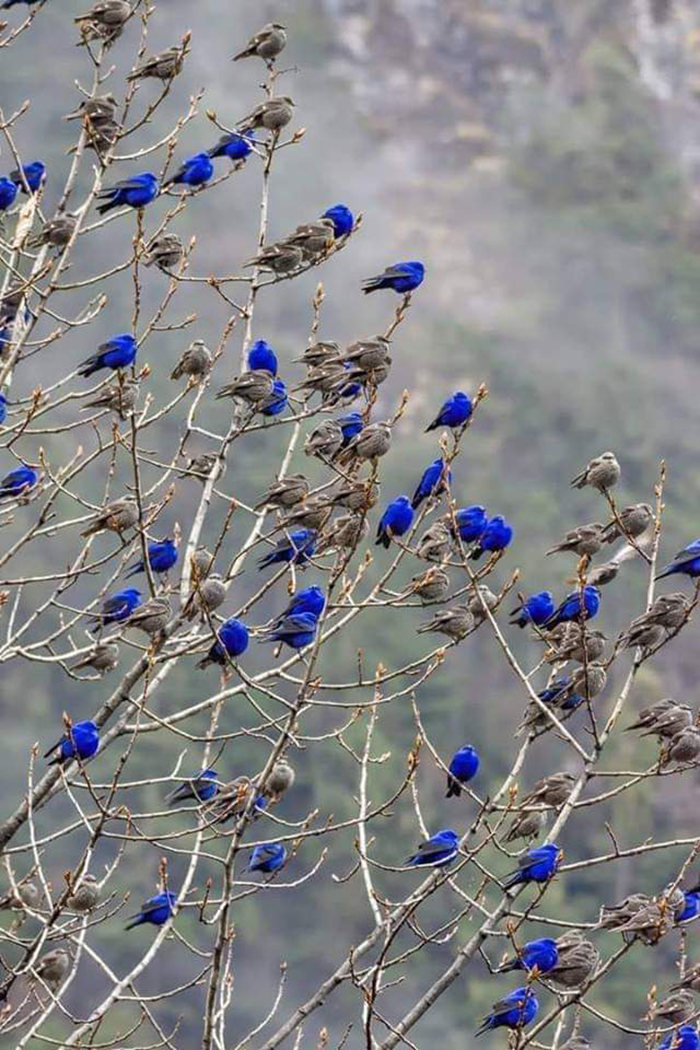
340;358;391;391
293;341;341;367
650;989;696;1024
254;474;308;511
206;776;256;824
409;567;450;603
340;336;391;372
180;453;221;481
28;215;76;250
238;97;295;132
245;242;303;273
520;771;576;808
284;219;335;260
191;546;214;579
68;874;100;913
83;377;139;417
171;339;212;381
304;419;344;459
125;597;171;636
261;758;295;800
602;502;653;543
467;585;499;623
84;117;120;154
503;808;546;844
546;523;604;558
75;0;130;41
81;497;138;537
279;497;332;533
127;46;185;82
614;895;680;945
293;361;347;396
71;642;119;675
337;421;391;463
321;513;368;551
327;480;378;512
598;893;651;932
0;880;39;911
65;93;118;123
671;963;700;992
34;947;71;989
619;621;665;650
625;699;693;739
185;574;226;621
415;521;452;563
233;22;287;63
571;450;620;492
544;625;607;664
548;932;599;988
644;591;692;630
216;370;275;405
417;606;473;641
662;726;700;768
145;234;184;271
586;560;621;587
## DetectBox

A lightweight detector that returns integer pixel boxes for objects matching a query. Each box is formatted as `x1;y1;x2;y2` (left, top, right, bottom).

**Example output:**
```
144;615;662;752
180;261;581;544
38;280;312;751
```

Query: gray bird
417;606;473;641
598;893;652;933
84;117;120;153
544;625;607;665
171;339;212;381
83;378;139;417
650;989;696;1024
615;897;677;945
293;341;342;367
65;93;118;123
520;771;576;808
620;621;665;650
646;592;692;630
207;776;257;824
321;513;368;551
602;502;653;543
546;523;605;558
127;46;185;82
339;358;392;391
548;932;599;988
35;947;71;989
125;597;171;636
327;480;378;512
185;574;226;621
145;234;184;271
181;453;220;480
0;880;39;911
279;497;332;533
409;567;450;603
628;700;693;740
238;97;295;132
191;546;214;579
246;243;303;273
467;585;499;623
304;419;344;459
571;451;621;492
232;22;287;63
71;642;119;675
586;560;621;587
662;726;700;768
503;808;547;843
338;421;391;463
415;521;452;562
81;497;138;537
75;0;130;40
294;361;348;396
28;216;76;250
672;963;700;993
254;474;308;511
68;874;100;913
341;336;391;372
216;370;275;405
262;758;295;799
284;219;335;260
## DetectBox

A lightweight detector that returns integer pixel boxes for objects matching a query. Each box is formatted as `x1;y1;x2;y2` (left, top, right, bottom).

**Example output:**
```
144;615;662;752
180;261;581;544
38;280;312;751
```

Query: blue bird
406;829;459;868
362;261;425;295
510;590;555;629
258;529;316;570
248;842;287;874
376;495;414;549
658;1027;700;1050
164;152;214;189
496;937;559;975
330;364;363;404
475;987;539;1039
272;585;326;626
167;768;219;804
208;129;255;161
538;676;581;712
543;585;600;630
78;333;137;377
261;611;318;650
0;393;7;426
261;379;288;416
322;204;354;238
0;177;18;211
676;890;700;925
91;587;142;632
45;720;99;765
337;411;364;446
470;515;513;561
0;327;9;352
502;842;561;890
125;890;176;931
125;538;178;578
0;463;37;501
426;391;473;432
248;339;278;375
197;617;249;669
10;161;45;194
656;540;700;581
411;458;451;510
452;505;487;544
446;745;480;798
96;172;159;214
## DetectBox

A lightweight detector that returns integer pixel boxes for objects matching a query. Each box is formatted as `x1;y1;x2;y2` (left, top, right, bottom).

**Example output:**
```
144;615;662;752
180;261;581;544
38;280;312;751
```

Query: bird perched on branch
406;829;458;868
261;759;296;800
216;370;275;406
0;177;18;211
520;771;576;808
45;720;99;765
475;987;539;1038
657;1025;700;1050
254;474;308;511
496;937;559;975
279;498;332;533
247;339;278;376
409;567;450;603
571;450;620;492
81;497;138;537
184;574;226;621
260;611;318;650
426;391;473;432
284;219;335;261
238;98;295;133
602;502;653;543
502;842;561;889
68;874;100;913
0;463;38;501
145;234;184;272
33;947;71;990
96;173;158;214
74;0;130;42
657;540;700;581
258;529;316;570
28;215;76;250
125;597;171;636
544;625;607;664
412;458;451;510
125;538;178;578
65;93;118;123
445;745;480;797
504;808;547;844
417;606;473;641
625;700;693;739
548;931;599;988
78;333;137;376
261;379;288;416
125;891;176;930
233;22;287;63
451;504;487;545
376;495;414;549
197;617;249;669
305;419;343;459
661;726;700;768
470;515;513;561
9;161;45;194
246;243;304;274
509;590;555;628
322;204;354;238
208;130;255;162
415;521;452;563
167;768;219;804
362;261;424;295
71;642;119;676
546;523;604;558
248;842;287;873
127;46;185;81
90;587;141;632
163;152;213;189
542;586;600;629
171;339;212;381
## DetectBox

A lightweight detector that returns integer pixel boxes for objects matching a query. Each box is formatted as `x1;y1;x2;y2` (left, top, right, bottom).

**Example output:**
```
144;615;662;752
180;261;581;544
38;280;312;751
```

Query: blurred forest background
3;0;700;1046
